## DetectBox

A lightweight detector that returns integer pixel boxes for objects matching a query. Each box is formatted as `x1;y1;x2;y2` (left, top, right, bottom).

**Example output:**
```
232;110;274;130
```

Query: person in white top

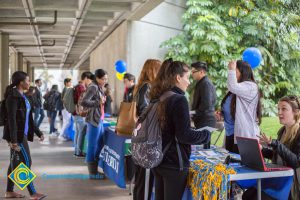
227;60;262;153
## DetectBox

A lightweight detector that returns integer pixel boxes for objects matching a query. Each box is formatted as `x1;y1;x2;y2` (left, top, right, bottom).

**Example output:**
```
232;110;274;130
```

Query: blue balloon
242;47;262;69
115;60;127;73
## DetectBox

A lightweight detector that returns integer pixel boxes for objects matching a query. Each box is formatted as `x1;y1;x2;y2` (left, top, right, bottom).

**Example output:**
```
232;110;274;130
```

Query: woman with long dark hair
3;71;45;199
132;58;161;200
81;69;107;178
225;60;262;153
149;60;210;200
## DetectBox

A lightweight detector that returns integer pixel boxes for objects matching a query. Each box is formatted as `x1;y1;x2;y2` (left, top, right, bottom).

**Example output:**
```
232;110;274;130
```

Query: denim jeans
86;121;104;163
61;109;72;138
49;111;57;134
34;107;45;128
74;115;86;155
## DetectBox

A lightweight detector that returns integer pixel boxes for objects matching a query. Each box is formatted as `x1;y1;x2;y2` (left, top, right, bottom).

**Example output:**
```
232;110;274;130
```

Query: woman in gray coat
81;69;107;178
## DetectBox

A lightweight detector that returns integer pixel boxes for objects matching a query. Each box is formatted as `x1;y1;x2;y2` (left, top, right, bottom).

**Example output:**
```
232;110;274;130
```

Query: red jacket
73;83;86;115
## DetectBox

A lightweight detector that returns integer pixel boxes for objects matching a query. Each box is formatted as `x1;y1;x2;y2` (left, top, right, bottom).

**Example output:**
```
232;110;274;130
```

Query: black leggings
7;137;36;195
152;167;188;200
225;135;239;154
133;165;154;200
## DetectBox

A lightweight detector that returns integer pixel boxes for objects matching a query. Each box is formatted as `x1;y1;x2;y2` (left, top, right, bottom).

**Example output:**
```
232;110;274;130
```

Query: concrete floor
0;121;132;200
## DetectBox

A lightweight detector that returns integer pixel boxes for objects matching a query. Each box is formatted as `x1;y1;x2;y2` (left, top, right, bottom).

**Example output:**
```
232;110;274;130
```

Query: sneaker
74;153;85;158
60;137;70;142
55;131;60;136
49;134;58;138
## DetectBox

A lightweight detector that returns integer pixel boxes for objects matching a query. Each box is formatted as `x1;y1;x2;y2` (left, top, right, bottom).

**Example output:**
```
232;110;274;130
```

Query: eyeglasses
192;70;200;74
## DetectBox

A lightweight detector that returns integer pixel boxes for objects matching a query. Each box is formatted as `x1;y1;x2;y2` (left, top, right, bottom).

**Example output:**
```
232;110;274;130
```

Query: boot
87;161;98;175
87;162;105;180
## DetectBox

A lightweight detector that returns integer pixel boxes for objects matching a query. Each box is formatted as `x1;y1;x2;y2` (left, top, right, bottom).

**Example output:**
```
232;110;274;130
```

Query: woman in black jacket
3;71;45;200
149;60;211;200
132;58;162;200
243;95;300;200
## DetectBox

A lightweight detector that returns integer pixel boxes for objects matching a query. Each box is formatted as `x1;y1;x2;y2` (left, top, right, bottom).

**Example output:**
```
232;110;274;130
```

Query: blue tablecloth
97;138;294;199
234;167;293;200
183;154;293;200
98;128;128;188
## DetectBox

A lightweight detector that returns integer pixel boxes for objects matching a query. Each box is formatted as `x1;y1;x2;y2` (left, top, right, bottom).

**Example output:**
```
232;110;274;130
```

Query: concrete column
0;32;9;100
26;61;34;85
10;52;24;72
23;59;28;72
26;62;34;83
17;52;23;71
31;67;35;83
9;53;18;74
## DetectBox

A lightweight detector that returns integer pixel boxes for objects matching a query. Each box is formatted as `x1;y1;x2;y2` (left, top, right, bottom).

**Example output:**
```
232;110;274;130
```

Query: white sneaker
58;135;69;142
49;134;58;138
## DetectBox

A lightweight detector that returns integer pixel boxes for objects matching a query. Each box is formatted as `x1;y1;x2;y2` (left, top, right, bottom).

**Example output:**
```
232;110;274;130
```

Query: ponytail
4;84;16;99
4;71;28;99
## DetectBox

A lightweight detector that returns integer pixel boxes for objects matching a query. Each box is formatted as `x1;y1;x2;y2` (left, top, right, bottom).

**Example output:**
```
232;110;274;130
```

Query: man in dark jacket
191;61;216;148
32;79;44;128
123;73;135;102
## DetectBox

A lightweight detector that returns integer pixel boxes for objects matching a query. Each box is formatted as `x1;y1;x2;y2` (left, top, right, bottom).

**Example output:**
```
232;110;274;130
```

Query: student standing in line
133;59;162;200
81;69;107;179
150;60;211;200
73;72;93;157
104;83;113;115
191;61;216;148
60;78;73;141
123;73;136;103
227;60;262;153
3;71;46;200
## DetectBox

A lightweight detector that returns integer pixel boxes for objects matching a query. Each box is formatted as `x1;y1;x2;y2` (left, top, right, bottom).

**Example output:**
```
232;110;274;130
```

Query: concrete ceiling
0;0;155;69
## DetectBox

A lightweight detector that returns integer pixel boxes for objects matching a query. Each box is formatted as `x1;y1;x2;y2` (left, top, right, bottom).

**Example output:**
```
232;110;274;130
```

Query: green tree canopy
161;0;300;116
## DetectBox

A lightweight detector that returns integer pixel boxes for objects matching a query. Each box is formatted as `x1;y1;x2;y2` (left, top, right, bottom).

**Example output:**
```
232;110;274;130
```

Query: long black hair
4;71;28;99
94;69;107;81
221;60;262;124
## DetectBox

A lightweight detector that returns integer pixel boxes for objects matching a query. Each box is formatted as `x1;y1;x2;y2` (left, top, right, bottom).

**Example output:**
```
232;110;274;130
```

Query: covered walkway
0;121;131;200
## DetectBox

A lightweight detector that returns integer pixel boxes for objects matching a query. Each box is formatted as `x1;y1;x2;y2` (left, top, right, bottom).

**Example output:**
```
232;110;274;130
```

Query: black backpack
0;99;7;126
43;92;57;111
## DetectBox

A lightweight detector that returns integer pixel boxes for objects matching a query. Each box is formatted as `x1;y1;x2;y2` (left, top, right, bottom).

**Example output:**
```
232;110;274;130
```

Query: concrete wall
89;0;186;113
127;0;185;77
90;21;128;112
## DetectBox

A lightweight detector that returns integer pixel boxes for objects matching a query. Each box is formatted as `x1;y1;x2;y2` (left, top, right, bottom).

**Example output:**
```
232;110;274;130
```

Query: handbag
116;100;137;136
116;85;146;136
10;148;21;170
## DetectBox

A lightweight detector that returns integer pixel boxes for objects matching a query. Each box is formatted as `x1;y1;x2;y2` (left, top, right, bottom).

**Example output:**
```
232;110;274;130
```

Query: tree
38;69;54;91
161;0;300;116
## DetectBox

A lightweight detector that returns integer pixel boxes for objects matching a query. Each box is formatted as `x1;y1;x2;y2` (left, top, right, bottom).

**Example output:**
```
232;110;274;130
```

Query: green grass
212;117;281;147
